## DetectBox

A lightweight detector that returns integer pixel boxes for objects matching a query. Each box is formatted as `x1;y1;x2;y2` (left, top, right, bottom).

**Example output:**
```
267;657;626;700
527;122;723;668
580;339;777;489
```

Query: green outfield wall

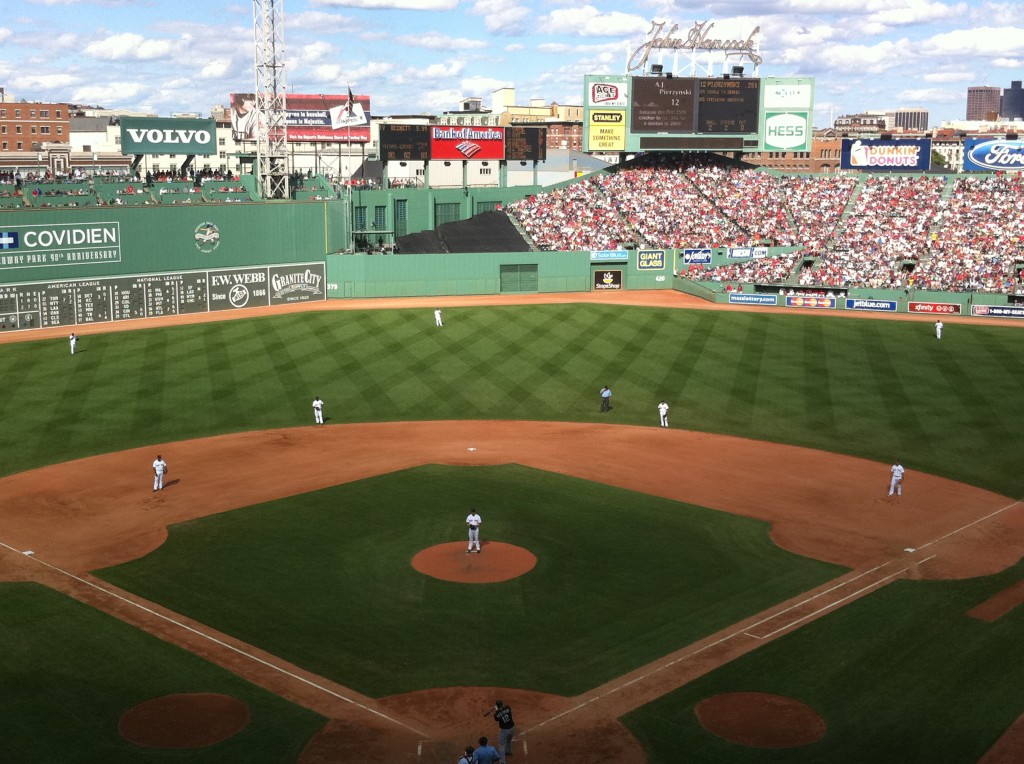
325;248;672;298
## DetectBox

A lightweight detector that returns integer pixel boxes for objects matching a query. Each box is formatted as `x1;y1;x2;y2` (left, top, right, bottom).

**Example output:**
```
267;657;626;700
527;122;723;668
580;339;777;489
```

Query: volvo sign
119;117;218;155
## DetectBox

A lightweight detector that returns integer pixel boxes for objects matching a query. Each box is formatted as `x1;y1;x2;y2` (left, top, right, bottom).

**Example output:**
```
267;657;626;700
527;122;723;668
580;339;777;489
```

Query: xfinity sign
120;117;218;155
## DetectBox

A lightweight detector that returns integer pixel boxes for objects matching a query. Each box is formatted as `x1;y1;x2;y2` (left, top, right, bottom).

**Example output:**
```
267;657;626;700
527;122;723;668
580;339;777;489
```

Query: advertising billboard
841;138;931;171
429;126;505;161
229;92;371;143
120;118;217;156
963;138;1024;172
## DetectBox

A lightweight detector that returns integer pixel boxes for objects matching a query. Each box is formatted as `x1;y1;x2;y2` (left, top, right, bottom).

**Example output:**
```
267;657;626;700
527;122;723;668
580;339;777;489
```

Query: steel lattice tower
253;0;288;199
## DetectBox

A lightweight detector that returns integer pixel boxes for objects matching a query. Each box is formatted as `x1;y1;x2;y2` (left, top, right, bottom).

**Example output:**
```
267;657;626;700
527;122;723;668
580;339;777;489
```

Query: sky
0;0;1022;128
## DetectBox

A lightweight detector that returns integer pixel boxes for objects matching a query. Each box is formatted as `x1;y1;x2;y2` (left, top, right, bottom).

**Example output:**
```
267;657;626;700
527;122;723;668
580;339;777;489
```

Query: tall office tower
1002;81;1024;120
966;86;1001;120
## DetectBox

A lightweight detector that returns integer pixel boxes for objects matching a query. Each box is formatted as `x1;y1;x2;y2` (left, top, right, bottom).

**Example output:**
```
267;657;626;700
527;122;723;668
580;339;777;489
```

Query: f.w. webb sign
119;117;218;156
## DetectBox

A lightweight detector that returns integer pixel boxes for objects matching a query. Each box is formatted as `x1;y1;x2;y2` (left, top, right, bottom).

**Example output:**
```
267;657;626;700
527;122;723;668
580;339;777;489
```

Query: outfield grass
622;556;1024;763
95;464;846;697
0;583;325;762
3;305;1024;495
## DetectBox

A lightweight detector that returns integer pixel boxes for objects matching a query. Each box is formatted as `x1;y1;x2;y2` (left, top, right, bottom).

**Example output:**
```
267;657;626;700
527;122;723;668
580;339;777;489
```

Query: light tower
253;0;289;199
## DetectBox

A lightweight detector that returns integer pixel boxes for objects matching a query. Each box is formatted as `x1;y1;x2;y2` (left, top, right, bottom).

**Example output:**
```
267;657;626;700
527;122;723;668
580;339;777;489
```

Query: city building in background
966;86;1001;120
889;108;929;131
1002;81;1024;121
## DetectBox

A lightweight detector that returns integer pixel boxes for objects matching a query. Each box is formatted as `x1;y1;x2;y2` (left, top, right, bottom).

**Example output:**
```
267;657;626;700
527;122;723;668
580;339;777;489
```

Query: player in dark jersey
484;699;515;759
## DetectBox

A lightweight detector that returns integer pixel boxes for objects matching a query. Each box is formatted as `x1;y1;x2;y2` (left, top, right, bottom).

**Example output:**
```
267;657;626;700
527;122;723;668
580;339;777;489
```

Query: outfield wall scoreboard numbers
505;127;548;161
379;124;430;161
0;262;325;332
697;78;760;133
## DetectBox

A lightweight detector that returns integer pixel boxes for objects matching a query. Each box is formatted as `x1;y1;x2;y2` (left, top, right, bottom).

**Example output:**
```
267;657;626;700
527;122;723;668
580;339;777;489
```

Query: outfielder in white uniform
888;460;905;497
153;455;168;491
312;396;324;425
658;400;670;427
69;333;77;355
466;509;482;553
935;320;943;339
434;308;443;327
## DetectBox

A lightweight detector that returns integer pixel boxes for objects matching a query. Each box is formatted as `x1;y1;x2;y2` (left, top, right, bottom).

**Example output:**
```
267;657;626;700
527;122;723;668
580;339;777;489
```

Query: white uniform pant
889;476;902;496
468;527;480;551
314;408;323;424
154;471;165;491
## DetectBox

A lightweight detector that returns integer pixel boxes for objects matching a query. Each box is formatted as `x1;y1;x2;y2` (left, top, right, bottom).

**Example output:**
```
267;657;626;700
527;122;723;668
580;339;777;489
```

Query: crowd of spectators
506;180;635;251
798;175;946;289
911;174;1024;292
507;158;1024;294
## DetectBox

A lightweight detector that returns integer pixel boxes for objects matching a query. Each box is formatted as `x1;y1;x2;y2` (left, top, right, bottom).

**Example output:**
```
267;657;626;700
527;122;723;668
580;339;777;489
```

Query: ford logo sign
965;139;1024;170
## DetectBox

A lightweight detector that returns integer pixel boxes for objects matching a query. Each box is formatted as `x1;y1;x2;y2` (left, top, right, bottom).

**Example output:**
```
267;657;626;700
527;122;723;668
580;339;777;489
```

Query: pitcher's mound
412;541;537;583
696;692;826;748
119;693;250;748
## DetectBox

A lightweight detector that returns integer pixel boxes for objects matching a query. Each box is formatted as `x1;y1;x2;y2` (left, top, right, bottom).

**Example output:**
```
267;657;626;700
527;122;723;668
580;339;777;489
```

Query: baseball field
1;291;1023;763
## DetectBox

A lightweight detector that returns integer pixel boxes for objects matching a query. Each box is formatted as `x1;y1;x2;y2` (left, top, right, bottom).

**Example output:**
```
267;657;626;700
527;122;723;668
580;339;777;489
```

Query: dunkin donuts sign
430;126;505;161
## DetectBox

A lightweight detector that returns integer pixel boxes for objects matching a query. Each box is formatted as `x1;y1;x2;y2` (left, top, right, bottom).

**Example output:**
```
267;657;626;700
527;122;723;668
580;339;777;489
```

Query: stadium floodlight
731;65;745;76
650;64;663;76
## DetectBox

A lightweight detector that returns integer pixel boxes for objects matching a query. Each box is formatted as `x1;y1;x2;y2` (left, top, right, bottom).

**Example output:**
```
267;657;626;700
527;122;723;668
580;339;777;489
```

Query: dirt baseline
1;420;1021;763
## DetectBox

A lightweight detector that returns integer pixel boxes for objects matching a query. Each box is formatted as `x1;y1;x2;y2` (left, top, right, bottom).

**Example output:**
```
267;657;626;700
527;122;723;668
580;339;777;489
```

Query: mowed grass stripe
96;464;845;697
3;305;1024;495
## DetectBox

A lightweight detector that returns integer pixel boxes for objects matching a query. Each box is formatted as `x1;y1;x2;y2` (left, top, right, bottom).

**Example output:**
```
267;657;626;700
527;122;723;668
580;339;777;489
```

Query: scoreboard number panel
378;124;430;161
630;77;697;134
696;78;760;134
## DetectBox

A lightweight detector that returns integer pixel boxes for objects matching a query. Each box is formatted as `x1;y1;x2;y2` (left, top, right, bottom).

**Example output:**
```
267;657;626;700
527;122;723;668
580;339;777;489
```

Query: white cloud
198;59;231;79
543;6;650;37
11;73;81;90
864;0;968;29
310;0;458;9
470;0;532;34
895;86;963;103
0;27;12;44
461;75;514;95
402;60;466;80
72;82;146;104
922;70;974;83
924;26;1024;56
287;11;357;35
84;33;180;61
416;88;464;111
991;56;1024;68
396;34;488;50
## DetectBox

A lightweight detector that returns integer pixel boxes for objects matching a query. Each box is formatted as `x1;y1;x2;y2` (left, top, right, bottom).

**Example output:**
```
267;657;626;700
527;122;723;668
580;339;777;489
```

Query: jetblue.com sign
120;117;218;156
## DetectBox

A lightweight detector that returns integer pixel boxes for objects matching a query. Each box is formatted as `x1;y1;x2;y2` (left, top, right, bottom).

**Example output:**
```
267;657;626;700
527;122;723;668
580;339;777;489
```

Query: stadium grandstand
502;154;1024;295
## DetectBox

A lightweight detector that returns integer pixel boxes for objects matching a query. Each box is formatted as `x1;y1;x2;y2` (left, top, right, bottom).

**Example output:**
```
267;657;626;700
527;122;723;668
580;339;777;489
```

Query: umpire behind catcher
483;699;515;759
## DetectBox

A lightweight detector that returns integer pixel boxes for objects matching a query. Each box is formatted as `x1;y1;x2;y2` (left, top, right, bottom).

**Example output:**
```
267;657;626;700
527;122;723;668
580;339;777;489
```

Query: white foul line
527;556;932;734
0;541;429;738
916;499;1024;551
744;555;936;640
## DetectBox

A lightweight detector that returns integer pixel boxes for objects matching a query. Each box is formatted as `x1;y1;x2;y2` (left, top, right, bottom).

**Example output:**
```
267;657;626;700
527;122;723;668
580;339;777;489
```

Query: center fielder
466;508;482;553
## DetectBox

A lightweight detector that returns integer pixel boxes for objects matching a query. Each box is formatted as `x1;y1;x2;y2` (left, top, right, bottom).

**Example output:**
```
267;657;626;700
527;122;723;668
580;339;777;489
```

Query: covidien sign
119;117;218;155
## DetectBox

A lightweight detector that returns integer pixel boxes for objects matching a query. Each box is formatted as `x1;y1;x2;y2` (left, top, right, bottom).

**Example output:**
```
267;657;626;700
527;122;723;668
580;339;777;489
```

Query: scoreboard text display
584;74;813;154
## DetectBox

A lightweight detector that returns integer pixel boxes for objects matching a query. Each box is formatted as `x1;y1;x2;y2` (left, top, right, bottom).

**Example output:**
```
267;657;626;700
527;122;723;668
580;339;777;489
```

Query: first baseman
888;459;905;497
153;454;168;492
466;508;482;553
